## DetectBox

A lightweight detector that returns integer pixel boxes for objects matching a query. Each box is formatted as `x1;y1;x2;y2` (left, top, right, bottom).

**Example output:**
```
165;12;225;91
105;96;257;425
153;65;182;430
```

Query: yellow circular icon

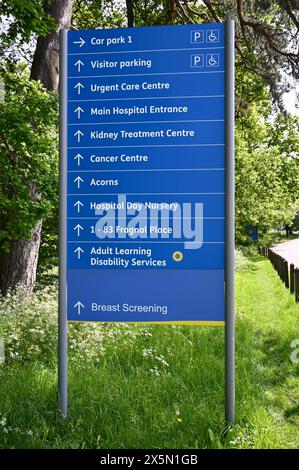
173;251;184;262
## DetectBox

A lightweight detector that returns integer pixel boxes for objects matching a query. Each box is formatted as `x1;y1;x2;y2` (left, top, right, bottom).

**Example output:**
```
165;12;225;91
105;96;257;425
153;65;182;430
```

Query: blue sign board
65;24;226;324
246;225;258;241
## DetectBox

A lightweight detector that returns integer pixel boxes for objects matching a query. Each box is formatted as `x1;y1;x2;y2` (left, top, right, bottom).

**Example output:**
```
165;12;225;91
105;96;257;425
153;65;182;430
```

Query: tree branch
182;1;210;22
235;43;273;81
165;0;176;24
126;0;134;27
174;6;186;24
237;0;298;61
202;0;221;22
285;0;299;30
176;1;194;24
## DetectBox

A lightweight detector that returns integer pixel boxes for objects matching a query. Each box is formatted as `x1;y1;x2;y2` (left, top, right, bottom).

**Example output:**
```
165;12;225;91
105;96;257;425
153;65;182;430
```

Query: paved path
271;238;299;269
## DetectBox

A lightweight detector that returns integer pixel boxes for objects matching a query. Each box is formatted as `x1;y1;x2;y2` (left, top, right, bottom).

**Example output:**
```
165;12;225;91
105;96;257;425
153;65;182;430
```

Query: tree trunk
0;223;42;295
126;0;135;27
30;0;74;88
0;0;74;295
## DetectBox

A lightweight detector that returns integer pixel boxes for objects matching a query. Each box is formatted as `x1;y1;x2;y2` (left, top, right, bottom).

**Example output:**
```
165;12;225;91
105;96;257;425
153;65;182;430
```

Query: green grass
0;252;299;449
259;230;299;246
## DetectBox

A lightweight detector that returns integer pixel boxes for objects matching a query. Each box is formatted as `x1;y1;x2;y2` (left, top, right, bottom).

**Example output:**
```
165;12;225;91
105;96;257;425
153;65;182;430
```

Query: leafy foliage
72;0;126;30
132;0;171;26
0;0;55;52
160;0;299;107
235;102;299;242
0;63;58;251
0;281;159;367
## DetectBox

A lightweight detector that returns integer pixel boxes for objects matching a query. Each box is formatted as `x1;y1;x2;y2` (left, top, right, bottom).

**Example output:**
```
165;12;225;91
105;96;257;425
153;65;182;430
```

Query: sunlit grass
0;252;299;448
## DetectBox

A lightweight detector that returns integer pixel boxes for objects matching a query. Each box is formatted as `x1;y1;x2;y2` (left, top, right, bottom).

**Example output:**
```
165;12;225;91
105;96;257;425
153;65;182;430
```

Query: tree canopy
0;64;58;253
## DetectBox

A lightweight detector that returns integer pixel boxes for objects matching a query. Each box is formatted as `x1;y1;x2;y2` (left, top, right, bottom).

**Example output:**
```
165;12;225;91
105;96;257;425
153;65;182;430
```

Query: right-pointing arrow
74;246;84;259
74;223;84;237
73;37;85;48
74;300;85;315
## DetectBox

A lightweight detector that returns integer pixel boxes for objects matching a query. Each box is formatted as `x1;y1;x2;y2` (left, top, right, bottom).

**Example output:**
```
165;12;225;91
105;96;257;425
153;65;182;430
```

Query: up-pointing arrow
74;59;84;72
74;246;84;259
74;82;84;95
74;153;84;166
74;106;84;119
74;129;84;143
74;175;84;189
74;200;84;213
74;301;85;315
73;37;85;48
74;223;84;236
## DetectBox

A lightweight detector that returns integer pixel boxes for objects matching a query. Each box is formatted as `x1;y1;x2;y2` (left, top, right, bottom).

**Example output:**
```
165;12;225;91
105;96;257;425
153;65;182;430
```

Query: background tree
162;0;299;109
0;1;74;294
234;65;299;241
0;64;59;288
72;0;125;30
235;106;299;241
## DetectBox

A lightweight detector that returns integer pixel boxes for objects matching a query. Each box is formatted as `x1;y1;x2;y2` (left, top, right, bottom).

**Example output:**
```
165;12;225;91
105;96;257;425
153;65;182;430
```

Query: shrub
0;283;157;367
235;248;250;272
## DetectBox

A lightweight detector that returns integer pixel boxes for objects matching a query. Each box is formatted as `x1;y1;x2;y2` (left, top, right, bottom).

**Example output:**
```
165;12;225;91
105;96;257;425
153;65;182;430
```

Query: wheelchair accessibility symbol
206;29;219;43
206;53;219;67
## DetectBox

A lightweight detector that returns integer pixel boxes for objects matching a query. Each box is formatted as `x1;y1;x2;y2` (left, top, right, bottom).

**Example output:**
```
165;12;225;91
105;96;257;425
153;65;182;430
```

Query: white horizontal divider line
68;119;224;126
68;46;225;56
68;192;225;196
67;168;225;172
68;217;225;220
68;144;225;149
68;95;225;102
67;71;225;79
67;240;225;244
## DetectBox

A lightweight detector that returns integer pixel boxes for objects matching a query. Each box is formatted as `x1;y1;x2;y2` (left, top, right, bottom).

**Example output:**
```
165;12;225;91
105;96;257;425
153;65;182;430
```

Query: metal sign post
58;28;68;419
225;19;235;425
58;22;235;423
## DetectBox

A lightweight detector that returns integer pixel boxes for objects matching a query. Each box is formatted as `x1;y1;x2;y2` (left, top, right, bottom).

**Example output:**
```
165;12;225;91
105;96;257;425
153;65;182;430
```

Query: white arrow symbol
74;129;84;142
74;175;84;188
74;59;84;72
74;246;84;259
74;82;84;95
73;37;85;48
74;224;84;236
74;200;84;213
74;301;85;315
74;153;84;166
74;106;84;119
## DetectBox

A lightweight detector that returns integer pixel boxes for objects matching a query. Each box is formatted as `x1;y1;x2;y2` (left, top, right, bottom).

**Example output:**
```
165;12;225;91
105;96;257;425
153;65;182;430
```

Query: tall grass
0;251;299;448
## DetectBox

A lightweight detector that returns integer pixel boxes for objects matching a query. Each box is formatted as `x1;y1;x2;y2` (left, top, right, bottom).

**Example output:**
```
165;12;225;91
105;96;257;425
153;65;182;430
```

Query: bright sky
283;83;299;116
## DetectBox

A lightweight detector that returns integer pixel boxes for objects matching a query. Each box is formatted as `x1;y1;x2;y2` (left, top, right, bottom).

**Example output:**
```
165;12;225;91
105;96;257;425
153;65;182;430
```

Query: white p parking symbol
190;54;204;68
191;30;204;43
